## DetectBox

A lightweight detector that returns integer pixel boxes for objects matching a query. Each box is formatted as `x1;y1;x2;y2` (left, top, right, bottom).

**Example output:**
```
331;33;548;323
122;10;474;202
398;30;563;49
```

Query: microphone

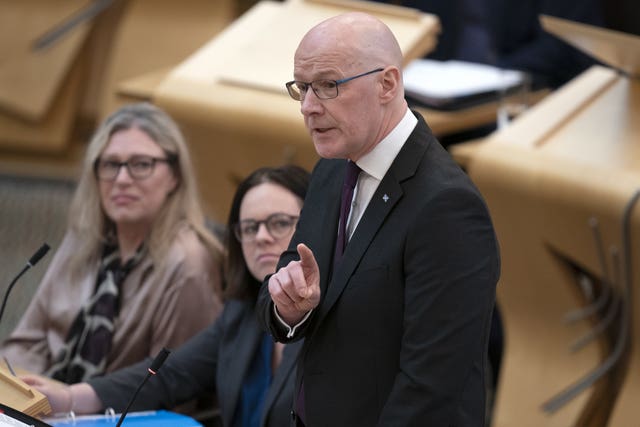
0;243;50;325
115;348;171;427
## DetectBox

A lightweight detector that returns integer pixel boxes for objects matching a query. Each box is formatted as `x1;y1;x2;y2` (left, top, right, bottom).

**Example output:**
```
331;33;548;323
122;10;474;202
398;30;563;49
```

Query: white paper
403;59;525;100
0;412;31;427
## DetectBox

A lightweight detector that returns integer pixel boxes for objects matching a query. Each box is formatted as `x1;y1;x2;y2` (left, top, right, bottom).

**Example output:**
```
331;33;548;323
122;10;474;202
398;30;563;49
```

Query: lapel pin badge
382;194;389;203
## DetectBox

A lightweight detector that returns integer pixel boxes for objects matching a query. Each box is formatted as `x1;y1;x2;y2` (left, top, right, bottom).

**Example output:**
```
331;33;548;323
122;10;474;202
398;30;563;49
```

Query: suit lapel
317;177;402;322
306;162;344;298
314;115;431;328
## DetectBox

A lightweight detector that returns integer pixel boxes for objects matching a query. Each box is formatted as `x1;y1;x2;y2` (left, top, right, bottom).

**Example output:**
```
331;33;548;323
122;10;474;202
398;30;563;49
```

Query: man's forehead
294;44;349;68
293;58;347;80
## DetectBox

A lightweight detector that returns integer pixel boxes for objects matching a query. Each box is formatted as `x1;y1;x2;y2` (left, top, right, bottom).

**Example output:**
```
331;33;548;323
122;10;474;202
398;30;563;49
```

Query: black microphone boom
0;243;50;325
148;347;170;374
115;348;171;427
28;244;51;267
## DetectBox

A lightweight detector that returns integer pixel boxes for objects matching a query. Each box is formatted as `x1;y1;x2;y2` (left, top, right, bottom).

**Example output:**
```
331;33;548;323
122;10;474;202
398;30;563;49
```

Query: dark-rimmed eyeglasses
94;155;176;181
234;213;299;243
285;68;384;101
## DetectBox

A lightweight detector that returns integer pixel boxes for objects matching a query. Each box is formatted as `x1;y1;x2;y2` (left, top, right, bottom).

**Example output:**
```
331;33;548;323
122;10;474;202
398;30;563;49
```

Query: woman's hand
21;375;103;415
21;374;72;413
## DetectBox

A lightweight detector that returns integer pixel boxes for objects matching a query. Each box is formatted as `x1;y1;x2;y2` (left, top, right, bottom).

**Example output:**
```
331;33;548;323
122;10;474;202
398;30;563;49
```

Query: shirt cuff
273;304;313;339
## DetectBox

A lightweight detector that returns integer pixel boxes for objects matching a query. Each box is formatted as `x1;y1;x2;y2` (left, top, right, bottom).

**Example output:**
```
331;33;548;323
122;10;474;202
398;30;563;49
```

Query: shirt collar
356;109;418;180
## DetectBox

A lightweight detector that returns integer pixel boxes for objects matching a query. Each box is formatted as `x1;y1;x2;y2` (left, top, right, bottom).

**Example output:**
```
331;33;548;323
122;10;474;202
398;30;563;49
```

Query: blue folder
46;410;202;426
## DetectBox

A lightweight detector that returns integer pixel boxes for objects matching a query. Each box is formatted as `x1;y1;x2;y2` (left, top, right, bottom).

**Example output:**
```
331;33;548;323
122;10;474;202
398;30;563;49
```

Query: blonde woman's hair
66;102;221;278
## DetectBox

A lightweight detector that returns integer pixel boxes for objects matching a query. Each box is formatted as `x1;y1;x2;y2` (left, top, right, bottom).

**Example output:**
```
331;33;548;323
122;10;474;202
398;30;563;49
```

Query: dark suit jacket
257;112;500;427
89;300;302;427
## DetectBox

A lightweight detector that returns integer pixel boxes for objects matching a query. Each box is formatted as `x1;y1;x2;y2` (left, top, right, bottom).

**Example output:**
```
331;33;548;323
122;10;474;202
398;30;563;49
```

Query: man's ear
379;66;401;104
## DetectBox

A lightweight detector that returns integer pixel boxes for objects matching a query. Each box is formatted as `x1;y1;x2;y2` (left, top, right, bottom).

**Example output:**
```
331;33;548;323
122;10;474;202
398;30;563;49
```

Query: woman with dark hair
24;165;311;427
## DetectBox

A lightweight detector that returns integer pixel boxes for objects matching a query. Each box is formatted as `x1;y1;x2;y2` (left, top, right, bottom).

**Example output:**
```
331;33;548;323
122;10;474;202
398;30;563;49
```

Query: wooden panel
0;368;51;418
455;47;640;426
93;0;235;120
541;15;640;78
154;0;440;221
0;0;91;121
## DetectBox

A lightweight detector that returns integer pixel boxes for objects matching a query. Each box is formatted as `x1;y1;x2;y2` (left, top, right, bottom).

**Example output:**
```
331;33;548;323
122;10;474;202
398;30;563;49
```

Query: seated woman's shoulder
166;225;224;299
169;225;220;264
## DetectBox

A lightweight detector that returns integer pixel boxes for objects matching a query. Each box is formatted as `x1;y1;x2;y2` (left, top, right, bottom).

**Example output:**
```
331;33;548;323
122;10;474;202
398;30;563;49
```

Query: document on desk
0;403;52;427
0;412;30;427
403;59;525;110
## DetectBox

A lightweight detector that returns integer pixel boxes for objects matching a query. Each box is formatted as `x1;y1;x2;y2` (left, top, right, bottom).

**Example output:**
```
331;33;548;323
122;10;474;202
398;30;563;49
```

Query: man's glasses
94;155;176;181
234;213;299;243
285;68;384;101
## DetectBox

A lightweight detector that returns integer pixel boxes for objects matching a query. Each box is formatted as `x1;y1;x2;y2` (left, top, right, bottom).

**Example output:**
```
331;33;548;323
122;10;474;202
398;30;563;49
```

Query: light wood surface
0;366;51;418
0;0;237;164
415;88;548;138
0;0;92;121
0;1;95;155
541;14;640;78
92;0;234;121
453;59;640;427
153;0;440;221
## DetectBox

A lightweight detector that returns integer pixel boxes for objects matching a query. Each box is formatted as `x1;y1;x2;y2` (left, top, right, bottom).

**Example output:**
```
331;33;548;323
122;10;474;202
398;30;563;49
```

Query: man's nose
300;89;322;115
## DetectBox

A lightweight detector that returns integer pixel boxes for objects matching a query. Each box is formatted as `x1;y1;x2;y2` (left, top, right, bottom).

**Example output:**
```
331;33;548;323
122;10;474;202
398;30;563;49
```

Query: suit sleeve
378;187;500;425
256;249;312;343
88;317;223;411
256;160;333;343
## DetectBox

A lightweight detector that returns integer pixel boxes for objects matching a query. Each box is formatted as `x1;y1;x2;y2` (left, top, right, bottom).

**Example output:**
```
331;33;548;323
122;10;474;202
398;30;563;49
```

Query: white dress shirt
277;108;418;336
347;108;418;239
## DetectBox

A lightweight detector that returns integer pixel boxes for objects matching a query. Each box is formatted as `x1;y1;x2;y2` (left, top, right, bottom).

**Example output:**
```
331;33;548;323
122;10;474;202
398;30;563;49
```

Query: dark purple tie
334;160;362;263
295;161;361;426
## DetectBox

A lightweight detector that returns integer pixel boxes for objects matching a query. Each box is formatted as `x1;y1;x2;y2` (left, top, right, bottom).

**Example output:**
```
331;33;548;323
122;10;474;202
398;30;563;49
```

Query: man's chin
312;139;344;159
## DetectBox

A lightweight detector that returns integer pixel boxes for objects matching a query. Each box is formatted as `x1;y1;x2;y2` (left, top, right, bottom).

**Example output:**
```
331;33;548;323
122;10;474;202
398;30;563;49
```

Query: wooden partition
452;19;640;426
0;367;51;418
152;0;439;221
0;0;236;175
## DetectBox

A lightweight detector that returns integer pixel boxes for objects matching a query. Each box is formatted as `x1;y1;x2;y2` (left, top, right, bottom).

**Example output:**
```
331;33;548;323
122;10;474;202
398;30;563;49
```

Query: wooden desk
415;89;548;137
452;64;640;427
0;366;51;418
0;0;236;163
153;0;440;221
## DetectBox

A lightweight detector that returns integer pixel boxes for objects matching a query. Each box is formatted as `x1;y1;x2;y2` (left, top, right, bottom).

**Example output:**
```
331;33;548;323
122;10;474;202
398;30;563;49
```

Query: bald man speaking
257;12;500;427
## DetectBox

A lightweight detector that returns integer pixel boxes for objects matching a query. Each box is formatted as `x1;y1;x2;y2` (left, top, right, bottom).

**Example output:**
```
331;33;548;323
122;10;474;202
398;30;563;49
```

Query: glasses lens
128;156;155;179
97;160;120;180
312;80;338;99
235;221;259;242
266;214;297;238
235;214;298;242
286;82;304;101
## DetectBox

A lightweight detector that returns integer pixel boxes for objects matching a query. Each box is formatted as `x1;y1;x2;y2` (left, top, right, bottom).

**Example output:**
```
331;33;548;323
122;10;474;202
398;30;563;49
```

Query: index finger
297;243;317;270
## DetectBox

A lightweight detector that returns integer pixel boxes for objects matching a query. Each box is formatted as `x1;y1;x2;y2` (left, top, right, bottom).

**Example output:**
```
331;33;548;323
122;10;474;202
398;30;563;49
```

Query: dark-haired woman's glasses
234;213;299;242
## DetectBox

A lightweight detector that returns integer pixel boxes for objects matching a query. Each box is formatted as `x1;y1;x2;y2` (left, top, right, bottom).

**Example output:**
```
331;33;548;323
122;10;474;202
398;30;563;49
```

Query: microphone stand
115;348;171;427
0;243;50;325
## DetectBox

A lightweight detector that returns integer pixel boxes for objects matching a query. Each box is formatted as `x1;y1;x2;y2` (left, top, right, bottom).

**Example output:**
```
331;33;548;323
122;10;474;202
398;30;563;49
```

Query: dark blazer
257;112;500;427
89;300;302;427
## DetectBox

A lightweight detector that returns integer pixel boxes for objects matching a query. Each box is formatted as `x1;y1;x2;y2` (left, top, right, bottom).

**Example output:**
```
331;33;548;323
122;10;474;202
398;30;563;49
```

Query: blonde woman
26;165;310;427
0;102;223;384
